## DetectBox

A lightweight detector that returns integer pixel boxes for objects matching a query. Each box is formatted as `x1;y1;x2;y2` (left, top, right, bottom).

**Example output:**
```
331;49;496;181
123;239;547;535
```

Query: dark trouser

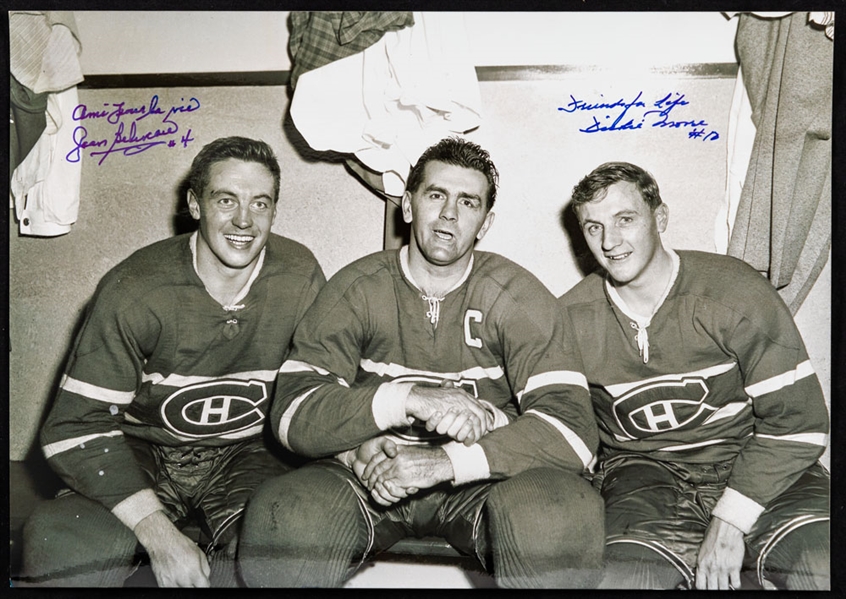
21;437;293;587
238;459;605;588
594;454;830;590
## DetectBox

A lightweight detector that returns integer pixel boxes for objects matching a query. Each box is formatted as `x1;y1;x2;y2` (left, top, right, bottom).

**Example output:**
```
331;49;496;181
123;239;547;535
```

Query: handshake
338;380;500;506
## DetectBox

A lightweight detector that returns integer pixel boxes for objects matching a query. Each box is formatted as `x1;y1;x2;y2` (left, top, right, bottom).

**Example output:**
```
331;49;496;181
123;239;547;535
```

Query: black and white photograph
7;8;837;590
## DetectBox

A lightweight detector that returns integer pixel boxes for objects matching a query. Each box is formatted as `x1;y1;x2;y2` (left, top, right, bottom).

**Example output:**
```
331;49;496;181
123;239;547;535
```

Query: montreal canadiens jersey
272;247;598;485
40;232;325;519
559;250;828;511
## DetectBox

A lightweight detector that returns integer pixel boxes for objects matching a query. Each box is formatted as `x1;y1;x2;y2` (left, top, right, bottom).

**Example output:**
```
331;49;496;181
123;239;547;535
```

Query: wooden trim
77;63;738;89
78;71;291;89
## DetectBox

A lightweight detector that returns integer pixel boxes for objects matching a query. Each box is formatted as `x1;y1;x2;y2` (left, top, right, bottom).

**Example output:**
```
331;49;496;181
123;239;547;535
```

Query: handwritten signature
558;92;720;141
66;95;201;165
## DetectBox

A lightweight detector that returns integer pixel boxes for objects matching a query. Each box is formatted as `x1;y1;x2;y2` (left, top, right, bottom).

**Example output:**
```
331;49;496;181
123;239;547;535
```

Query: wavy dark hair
570;161;662;215
187;136;281;202
406;137;499;210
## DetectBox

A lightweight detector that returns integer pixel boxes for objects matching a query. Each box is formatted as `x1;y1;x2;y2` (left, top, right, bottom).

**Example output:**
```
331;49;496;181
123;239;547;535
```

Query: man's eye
218;198;235;207
586;225;601;235
252;201;269;211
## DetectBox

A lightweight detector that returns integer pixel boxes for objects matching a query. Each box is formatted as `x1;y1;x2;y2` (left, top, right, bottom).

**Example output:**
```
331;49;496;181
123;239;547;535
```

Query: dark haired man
22;136;325;587
239;137;604;588
560;161;829;590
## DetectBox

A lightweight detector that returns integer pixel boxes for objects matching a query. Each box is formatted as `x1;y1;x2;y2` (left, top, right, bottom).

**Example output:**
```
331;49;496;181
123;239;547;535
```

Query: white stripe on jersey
219;424;264;440
756;431;829;447
702;400;752;425
279;360;331;376
604;362;737;398
278;385;322;451
141;369;278;386
43;430;124;459
61;375;135;405
516;370;588;404
744;360;815;398
359;358;505;383
526;409;594;469
659;436;751;452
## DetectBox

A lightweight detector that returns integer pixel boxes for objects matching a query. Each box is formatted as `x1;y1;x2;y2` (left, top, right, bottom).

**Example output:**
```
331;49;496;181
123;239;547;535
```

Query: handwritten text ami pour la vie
67;95;201;165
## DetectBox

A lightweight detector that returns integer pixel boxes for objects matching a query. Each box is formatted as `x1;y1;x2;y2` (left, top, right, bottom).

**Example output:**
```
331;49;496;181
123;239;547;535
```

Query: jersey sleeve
444;283;599;484
40;275;165;531
711;285;829;533
270;275;401;457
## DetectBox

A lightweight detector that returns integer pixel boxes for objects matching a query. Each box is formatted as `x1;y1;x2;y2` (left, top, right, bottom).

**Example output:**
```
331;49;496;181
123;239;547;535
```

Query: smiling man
21;137;325;587
559;161;830;590
239;137;604;589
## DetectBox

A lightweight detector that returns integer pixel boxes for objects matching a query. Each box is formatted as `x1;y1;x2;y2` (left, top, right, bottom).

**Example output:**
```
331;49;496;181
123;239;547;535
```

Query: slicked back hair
187;136;281;203
570;161;663;216
406;137;499;210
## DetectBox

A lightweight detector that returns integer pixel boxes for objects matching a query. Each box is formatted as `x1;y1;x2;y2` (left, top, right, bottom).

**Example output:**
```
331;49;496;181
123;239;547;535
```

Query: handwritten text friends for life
558;92;720;141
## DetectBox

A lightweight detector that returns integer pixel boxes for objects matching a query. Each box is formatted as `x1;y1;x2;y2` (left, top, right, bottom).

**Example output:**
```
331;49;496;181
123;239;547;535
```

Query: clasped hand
406;381;494;446
350;437;453;506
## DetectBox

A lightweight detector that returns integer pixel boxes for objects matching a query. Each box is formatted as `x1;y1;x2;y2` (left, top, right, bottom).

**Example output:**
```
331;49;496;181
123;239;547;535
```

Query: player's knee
599;542;685;589
762;520;830;590
242;466;360;552
487;468;604;559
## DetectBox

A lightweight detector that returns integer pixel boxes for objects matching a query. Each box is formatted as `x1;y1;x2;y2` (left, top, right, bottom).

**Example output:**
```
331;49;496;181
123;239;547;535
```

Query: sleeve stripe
277;385;321;450
60;375;135;405
278;360;331;376
744;359;815;398
43;430;124;459
141;369;278;386
756;432;829;447
526;409;594;469
517;370;588;403
360;358;504;383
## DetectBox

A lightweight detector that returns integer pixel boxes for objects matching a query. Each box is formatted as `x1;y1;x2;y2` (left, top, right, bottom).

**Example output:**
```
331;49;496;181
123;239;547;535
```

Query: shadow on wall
172;173;199;236
560;201;599;279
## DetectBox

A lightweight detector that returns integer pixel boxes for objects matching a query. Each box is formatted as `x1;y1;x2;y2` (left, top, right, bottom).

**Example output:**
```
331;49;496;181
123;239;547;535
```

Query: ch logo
612;378;717;440
464;309;483;348
161;379;268;438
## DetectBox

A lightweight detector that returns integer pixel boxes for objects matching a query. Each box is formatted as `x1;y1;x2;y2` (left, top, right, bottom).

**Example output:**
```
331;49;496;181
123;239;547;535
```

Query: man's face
187;158;277;273
402;161;494;269
577;181;668;287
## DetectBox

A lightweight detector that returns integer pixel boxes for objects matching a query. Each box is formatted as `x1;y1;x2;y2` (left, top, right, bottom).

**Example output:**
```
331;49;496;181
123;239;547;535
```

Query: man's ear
655;203;669;233
476;210;496;241
187;190;201;221
401;191;413;224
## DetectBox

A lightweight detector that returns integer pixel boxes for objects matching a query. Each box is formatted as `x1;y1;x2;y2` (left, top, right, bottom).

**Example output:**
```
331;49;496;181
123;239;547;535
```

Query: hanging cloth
290;12;483;198
726;12;832;314
288;11;414;90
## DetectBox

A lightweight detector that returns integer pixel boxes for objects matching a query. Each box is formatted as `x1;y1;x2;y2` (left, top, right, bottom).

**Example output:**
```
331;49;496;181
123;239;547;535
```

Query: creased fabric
726;12;832;314
289;11;414;90
9;11;83;94
290;12;482;197
10;86;81;237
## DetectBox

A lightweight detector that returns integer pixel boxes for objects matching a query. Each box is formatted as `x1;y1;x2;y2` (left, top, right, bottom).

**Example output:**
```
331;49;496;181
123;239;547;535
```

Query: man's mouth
225;234;255;248
433;228;454;241
606;252;631;262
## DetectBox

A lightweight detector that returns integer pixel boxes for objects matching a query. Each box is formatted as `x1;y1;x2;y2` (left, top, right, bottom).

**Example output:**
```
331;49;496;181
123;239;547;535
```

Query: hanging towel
11;86;82;237
290;12;482;197
288;11;414;90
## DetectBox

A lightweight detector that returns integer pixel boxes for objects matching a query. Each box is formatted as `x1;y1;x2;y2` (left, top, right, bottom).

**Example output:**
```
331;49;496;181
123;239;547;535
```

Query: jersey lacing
422;295;445;327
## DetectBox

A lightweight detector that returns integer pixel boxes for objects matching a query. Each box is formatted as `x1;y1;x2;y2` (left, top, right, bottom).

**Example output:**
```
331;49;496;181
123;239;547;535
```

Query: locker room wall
8;12;831;469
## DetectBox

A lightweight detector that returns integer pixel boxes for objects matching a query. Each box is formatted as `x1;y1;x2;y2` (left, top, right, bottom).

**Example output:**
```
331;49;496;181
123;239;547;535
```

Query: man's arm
40;275;212;586
442;288;599;486
270;274;495;457
708;281;828;534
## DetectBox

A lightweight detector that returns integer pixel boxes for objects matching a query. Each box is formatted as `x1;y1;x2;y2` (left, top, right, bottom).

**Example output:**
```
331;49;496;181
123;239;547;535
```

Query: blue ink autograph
558;92;720;141
67;95;201;164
